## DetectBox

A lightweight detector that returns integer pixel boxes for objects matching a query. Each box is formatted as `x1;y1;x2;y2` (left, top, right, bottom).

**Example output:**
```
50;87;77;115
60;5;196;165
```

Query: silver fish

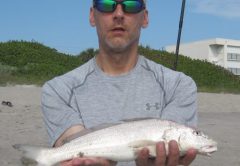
13;119;217;166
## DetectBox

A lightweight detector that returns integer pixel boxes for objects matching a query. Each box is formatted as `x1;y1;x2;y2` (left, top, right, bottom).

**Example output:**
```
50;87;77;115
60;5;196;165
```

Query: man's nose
113;4;124;17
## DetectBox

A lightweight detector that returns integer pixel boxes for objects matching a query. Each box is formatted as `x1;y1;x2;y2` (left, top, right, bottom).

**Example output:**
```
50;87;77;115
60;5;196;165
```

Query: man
41;0;198;165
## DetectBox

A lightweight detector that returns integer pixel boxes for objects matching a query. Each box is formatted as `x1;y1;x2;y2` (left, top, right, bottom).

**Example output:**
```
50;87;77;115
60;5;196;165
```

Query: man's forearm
54;125;85;147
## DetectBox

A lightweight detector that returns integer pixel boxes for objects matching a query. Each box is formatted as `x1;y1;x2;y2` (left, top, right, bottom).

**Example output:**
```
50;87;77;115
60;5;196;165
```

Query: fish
13;118;217;166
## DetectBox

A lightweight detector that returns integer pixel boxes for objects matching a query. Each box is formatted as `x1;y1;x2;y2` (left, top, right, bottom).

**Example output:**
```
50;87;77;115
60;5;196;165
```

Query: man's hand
60;157;117;166
136;140;197;166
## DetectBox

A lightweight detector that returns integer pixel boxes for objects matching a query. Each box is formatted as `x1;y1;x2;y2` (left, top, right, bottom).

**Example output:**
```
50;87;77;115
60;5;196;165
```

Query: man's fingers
60;158;84;166
155;142;167;166
71;158;85;165
81;157;116;166
167;140;180;166
60;144;197;166
135;148;149;166
61;157;116;166
179;149;197;166
60;160;72;166
94;158;117;166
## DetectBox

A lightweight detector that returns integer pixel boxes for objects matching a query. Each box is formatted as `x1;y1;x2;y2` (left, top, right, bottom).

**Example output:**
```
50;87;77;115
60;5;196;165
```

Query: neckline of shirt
92;55;143;80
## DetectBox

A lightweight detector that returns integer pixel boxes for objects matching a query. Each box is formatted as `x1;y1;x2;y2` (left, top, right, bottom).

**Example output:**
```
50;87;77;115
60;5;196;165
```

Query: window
227;53;240;61
228;68;240;75
238;55;240;61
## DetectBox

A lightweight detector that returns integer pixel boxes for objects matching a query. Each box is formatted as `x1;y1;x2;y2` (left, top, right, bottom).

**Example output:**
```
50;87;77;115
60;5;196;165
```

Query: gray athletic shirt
41;55;197;147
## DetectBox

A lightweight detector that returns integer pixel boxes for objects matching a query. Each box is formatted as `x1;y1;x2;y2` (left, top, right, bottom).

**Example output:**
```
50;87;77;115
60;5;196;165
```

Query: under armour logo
146;103;160;111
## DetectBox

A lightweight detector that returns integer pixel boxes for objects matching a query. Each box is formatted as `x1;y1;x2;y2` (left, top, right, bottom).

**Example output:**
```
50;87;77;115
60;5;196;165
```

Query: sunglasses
93;0;145;14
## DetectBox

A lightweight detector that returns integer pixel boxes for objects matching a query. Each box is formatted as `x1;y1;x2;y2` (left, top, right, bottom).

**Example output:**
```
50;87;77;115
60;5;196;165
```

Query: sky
1;0;240;55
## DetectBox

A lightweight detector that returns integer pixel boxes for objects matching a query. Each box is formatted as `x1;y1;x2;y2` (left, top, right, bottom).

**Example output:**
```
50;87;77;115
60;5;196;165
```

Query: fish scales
65;119;168;146
13;119;217;166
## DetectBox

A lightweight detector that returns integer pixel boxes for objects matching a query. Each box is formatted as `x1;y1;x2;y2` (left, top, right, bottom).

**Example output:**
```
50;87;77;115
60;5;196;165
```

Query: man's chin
107;42;129;53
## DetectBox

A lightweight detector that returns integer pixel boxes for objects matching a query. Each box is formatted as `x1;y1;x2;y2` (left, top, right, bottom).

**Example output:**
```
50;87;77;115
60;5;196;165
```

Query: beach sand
0;86;240;166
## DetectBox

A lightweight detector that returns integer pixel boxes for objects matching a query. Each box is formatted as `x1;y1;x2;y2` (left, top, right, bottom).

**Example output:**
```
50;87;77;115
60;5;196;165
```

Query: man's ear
141;9;149;28
89;7;96;27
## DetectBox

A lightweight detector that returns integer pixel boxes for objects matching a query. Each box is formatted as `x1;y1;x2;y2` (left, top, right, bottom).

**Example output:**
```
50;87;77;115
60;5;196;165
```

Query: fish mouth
200;145;218;156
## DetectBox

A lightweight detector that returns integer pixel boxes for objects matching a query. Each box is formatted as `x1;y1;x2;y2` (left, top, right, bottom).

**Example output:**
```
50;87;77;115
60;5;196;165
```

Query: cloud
189;0;240;19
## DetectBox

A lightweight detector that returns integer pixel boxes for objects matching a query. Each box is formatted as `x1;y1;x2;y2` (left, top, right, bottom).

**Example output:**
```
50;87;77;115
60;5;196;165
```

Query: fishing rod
173;0;186;71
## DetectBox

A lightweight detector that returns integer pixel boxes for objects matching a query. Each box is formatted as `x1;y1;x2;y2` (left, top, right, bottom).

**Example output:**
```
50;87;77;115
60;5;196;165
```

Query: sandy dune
0;86;240;166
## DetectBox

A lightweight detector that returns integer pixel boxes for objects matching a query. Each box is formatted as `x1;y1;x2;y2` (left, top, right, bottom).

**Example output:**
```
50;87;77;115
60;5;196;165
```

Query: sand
0;86;240;166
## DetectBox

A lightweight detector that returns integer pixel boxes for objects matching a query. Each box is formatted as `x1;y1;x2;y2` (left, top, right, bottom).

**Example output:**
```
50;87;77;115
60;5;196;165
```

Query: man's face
90;0;148;53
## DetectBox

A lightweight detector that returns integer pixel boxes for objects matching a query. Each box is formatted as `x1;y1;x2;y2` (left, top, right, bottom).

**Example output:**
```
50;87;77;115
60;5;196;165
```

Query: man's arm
41;81;84;147
54;125;117;166
54;125;85;147
161;72;198;128
138;68;197;165
42;81;116;166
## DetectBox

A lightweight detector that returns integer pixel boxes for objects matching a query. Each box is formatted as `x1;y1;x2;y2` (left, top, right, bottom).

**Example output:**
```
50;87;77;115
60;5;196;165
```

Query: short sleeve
161;73;198;128
41;80;83;146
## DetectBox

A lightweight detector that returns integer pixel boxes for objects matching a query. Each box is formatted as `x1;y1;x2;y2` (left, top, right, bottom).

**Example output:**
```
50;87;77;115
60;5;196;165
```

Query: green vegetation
139;46;240;93
0;41;96;85
1;41;240;93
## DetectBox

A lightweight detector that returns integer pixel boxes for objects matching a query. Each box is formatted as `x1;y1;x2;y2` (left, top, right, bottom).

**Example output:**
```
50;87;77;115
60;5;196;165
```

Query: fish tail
13;144;54;166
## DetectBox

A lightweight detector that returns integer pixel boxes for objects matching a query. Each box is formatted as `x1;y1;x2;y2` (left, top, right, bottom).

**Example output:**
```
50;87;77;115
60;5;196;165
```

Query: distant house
165;38;240;76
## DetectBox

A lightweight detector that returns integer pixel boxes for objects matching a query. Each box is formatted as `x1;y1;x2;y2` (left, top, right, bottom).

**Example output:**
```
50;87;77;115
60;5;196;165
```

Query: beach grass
0;40;240;93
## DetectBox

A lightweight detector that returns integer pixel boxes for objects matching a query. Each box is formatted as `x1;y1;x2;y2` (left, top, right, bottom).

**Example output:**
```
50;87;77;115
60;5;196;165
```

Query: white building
165;38;240;76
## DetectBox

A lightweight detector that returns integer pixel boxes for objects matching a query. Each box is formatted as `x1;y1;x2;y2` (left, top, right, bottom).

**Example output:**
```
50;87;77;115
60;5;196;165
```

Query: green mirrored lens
96;0;116;12
123;1;142;13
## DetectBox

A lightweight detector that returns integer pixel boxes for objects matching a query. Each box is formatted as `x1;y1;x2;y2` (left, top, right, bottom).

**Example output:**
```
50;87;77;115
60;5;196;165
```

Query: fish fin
147;145;157;157
13;144;53;166
128;140;158;158
162;128;180;141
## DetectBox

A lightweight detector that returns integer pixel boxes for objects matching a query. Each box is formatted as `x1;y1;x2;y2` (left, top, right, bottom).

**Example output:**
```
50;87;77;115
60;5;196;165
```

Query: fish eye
193;130;202;136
